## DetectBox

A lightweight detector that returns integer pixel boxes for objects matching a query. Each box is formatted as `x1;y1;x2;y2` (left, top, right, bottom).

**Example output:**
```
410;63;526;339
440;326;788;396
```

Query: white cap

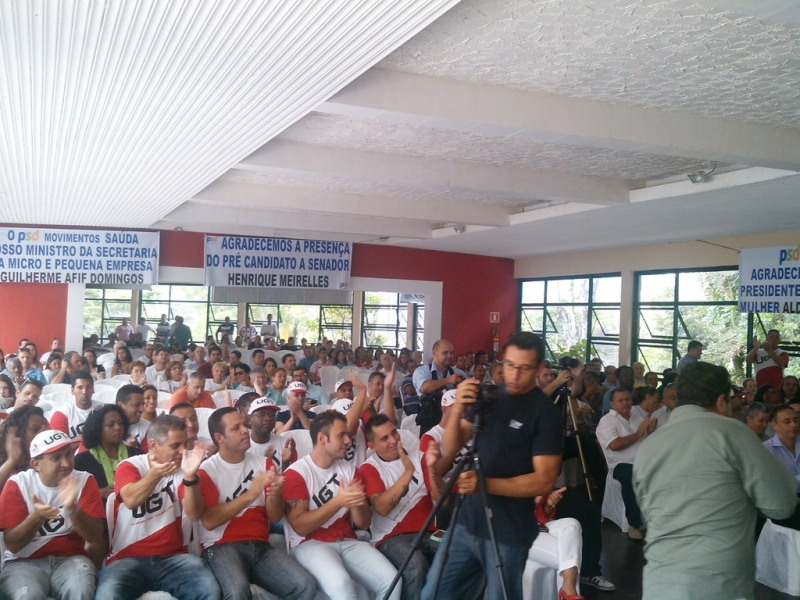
442;389;457;408
248;396;280;414
287;381;307;394
334;379;352;393
330;398;354;415
30;430;75;458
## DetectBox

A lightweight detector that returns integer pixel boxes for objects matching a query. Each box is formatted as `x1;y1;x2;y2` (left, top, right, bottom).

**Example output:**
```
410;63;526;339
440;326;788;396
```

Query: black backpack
415;365;454;437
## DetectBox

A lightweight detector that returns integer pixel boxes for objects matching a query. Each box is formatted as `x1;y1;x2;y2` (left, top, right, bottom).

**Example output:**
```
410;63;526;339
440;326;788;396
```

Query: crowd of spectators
0;322;796;600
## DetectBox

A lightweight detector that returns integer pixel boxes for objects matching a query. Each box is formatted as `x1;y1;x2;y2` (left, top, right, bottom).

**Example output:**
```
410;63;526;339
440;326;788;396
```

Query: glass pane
679;270;738;303
363;329;394;347
593;276;621;303
520;308;544;333
592;309;620;337
545;305;589;356
678;305;748;381
364;308;398;327
169;303;207;343
521;281;545;304
278;305;321;343
364;291;397;305
104;289;133;300
142;285;171;301
208;304;238;322
416;332;424;351
83;301;103;337
321;306;353;326
638;309;674;338
322;327;351;344
591;343;619;368
397;332;407;350
637;345;675;374
248;305;280;323
547;279;589;304
170;286;208;301
85;288;102;299
104;302;131;319
140;302;171;321
639;273;675;303
415;307;425;330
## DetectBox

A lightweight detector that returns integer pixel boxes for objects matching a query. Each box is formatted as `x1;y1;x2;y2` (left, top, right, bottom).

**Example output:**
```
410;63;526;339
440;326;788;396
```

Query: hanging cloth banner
0;227;159;285
739;245;800;313
204;235;351;290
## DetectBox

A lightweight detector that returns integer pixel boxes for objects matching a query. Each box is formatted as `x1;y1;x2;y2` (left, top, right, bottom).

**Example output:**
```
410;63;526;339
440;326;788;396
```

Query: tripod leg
474;457;510;600
428;491;464;596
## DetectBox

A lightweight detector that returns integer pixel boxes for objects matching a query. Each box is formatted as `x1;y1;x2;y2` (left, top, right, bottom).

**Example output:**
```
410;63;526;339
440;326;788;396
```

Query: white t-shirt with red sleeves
49;401;103;439
248;433;294;473
108;455;185;562
358;449;434;546
420;424;466;479
0;470;104;562
753;347;790;389
128;419;151;450
191;452;276;549
282;456;358;549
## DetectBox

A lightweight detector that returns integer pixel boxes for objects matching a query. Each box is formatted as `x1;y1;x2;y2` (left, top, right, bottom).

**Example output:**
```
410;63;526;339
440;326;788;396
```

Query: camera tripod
383;413;509;600
555;386;593;501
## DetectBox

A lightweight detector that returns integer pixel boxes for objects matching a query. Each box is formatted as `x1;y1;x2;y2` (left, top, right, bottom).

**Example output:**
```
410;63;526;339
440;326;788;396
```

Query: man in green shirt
633;362;797;600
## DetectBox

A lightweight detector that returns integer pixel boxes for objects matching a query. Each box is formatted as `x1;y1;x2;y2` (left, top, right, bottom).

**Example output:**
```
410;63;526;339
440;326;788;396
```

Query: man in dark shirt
422;332;562;600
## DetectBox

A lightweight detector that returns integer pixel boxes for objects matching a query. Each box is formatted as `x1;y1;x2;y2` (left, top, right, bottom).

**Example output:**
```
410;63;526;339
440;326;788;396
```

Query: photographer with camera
421;332;562;600
413;340;467;436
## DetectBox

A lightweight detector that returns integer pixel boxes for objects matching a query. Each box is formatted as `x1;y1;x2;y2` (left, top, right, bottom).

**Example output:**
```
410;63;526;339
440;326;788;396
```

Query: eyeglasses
503;361;537;374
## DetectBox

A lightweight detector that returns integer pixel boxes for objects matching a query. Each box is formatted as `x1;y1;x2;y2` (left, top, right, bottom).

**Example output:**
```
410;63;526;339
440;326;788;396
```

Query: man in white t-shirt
96;416;220;600
260;314;278;343
746;329;791;390
248;396;296;473
0;430;107;599
145;347;170;386
596;388;656;540
49;371;103;441
116;384;151;452
283;411;401;600
135;317;156;344
188;407;316;600
359;414;442;600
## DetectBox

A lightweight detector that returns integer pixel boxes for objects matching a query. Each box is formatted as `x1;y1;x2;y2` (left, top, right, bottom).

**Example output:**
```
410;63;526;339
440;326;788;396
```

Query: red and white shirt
358;450;434;546
283;456;358;549
248;434;296;473
753;348;790;389
128;419;151;451
50;401;103;440
0;470;104;562
420;424;465;479
108;455;185;562
190;452;276;549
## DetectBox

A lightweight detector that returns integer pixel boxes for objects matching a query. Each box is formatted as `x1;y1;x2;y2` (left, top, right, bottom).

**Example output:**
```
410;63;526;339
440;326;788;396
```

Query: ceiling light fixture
687;163;717;184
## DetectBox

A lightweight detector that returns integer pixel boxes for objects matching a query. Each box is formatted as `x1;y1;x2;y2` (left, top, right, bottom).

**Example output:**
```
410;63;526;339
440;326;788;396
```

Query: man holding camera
421;332;562;600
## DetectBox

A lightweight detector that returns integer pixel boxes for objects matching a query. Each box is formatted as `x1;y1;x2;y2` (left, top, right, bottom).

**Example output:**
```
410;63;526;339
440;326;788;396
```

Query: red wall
0;283;68;356
0;229;519;357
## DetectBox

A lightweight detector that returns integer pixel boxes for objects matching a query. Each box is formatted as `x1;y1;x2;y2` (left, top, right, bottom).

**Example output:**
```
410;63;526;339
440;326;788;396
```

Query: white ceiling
2;0;799;260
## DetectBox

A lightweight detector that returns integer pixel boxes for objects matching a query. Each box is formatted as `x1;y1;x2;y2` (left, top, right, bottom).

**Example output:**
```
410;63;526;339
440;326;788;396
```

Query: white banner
0;227;160;285
739;245;800;314
204;235;351;290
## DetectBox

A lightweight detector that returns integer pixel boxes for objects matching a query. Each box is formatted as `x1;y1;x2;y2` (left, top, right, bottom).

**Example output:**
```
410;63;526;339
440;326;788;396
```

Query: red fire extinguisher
491;328;499;355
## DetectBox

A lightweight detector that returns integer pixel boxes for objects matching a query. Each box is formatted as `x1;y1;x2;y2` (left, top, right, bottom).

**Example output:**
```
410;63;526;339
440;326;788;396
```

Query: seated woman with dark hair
111;345;134;376
0;405;49;491
74;405;143;500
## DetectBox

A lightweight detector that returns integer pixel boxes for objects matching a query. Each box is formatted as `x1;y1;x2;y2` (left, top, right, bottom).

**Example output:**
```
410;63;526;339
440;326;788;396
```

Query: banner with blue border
739;245;800;313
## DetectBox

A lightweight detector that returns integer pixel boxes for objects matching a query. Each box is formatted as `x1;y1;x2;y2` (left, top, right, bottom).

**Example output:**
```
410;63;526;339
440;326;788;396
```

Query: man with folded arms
188;407;316;600
283;411;401;600
0;430;107;600
95;415;220;600
359;414;442;600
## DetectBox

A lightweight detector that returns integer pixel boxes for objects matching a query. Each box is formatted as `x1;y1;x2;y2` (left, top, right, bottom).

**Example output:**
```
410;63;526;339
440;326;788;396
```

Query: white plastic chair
600;470;629;533
195;407;214;440
213;389;245;408
281;429;314;459
157;390;173;403
318;366;340;401
756;519;800;595
42;383;71;395
398;429;418;453
310;404;328;415
112;374;133;386
401;415;420;439
94;379;117;389
40;391;73;408
94;389;119;405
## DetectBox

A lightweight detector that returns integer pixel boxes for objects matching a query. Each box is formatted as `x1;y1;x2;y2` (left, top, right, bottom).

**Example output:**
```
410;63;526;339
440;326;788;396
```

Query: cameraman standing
421;332;562;600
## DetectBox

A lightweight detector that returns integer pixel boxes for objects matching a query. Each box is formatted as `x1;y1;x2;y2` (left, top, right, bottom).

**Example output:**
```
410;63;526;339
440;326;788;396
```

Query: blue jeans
292;538;401;600
96;553;220;600
0;554;96;600
421;523;528;600
203;540;316;600
378;533;435;600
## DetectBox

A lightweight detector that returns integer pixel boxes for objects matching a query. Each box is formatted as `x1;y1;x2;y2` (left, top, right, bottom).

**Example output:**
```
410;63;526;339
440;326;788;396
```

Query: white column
351;292;363;346
618;269;635;365
64;284;86;352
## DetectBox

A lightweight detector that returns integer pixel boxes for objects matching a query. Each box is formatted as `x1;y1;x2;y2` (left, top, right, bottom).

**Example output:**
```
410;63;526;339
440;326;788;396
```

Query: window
519;274;621;365
360;292;423;350
83;288;133;342
634;268;748;380
140;285;228;344
248;304;353;344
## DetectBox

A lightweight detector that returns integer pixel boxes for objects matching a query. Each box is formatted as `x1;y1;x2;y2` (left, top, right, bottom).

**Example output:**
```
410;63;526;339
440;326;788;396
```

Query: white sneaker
628;526;643;540
580;576;616;591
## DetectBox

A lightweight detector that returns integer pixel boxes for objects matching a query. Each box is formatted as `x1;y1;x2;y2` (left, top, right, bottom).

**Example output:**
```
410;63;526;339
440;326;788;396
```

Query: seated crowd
0;324;795;600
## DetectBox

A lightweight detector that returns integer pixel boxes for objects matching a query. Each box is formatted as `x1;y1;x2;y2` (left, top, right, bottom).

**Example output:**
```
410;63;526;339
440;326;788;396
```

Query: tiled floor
585;520;796;600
